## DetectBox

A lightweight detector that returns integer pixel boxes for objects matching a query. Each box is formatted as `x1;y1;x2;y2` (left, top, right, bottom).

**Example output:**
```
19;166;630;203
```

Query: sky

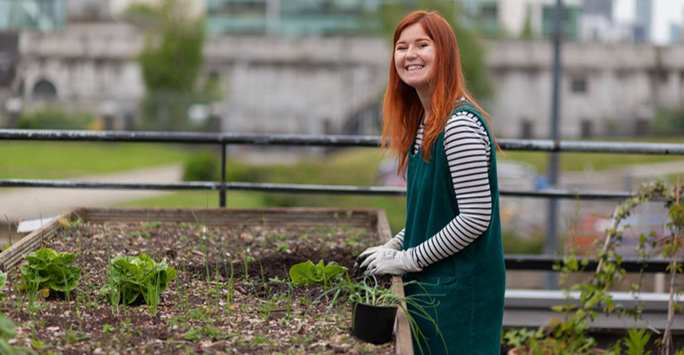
614;0;684;44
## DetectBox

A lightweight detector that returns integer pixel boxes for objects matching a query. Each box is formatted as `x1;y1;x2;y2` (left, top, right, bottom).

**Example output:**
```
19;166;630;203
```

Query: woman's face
394;23;435;94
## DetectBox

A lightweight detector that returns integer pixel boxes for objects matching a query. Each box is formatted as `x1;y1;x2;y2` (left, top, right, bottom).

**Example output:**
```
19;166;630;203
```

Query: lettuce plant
20;248;80;294
289;260;347;286
99;253;176;310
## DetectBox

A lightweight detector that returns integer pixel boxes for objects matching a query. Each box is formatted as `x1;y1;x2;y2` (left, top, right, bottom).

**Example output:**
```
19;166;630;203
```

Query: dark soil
1;219;397;354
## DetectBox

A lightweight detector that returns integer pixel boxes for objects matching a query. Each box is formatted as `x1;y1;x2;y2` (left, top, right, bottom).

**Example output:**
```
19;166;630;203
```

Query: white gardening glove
353;239;403;276
357;238;402;260
360;248;422;276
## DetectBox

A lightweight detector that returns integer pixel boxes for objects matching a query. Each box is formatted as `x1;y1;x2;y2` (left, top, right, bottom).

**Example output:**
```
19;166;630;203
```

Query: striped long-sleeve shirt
393;110;493;268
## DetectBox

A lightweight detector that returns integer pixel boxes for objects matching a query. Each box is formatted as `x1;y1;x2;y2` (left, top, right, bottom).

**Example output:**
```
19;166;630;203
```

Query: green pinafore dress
402;103;505;355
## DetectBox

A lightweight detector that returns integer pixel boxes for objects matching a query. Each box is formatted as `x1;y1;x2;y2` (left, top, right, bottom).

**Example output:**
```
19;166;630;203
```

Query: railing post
220;143;227;207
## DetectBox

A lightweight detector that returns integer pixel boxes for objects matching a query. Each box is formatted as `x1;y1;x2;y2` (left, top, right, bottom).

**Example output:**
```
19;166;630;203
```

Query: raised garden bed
0;207;413;355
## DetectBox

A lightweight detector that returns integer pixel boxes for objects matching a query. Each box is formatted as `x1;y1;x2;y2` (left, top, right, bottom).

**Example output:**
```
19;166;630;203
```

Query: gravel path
0;164;183;223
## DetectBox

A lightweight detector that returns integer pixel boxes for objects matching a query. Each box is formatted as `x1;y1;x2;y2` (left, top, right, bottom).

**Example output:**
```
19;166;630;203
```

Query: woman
357;10;505;355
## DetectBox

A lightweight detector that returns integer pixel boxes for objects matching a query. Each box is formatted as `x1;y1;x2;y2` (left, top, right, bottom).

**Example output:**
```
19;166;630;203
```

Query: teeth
407;65;423;71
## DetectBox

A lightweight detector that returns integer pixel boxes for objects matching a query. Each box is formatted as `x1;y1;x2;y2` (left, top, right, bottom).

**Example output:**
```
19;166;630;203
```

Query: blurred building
3;0;684;138
0;0;67;32
634;0;653;42
206;0;384;36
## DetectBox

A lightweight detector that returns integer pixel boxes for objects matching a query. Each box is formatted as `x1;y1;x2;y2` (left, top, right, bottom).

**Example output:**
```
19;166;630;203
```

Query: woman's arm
411;111;493;267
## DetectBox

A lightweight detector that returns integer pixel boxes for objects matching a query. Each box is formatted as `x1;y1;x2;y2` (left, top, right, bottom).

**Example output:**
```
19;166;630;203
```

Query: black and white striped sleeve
410;111;492;268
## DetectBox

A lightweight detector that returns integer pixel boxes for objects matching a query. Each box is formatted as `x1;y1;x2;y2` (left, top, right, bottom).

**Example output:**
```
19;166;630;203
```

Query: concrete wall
485;40;684;138
10;22;684;138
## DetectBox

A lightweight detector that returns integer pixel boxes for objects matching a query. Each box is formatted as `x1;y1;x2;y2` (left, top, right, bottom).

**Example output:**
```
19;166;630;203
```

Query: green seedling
288;260;347;286
99;253;176;314
20;248;80;297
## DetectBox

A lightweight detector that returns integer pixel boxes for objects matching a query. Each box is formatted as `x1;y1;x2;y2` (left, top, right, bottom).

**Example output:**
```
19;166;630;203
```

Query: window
520;119;534;139
570;77;588;93
32;79;57;99
580;119;592;138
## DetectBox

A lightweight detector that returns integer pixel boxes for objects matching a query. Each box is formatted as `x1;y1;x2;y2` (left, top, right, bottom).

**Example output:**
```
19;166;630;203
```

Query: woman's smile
394;23;435;94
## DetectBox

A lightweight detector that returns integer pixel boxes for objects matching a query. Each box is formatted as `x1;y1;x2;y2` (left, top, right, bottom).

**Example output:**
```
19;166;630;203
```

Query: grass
499;137;684;173
0;141;191;179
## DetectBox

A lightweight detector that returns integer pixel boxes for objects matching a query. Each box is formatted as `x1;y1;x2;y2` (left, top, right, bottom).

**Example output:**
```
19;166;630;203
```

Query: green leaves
20;248;80;294
289;260;347;286
99;253;176;308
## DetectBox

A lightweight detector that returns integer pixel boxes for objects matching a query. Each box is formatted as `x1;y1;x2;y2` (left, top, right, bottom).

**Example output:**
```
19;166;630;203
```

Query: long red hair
382;10;497;176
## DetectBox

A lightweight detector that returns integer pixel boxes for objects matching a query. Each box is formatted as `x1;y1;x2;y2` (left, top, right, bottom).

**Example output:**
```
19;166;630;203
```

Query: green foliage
0;271;7;299
17;108;95;130
649;105;684;136
502;230;545;254
182;150;219;181
501;180;683;354
20;248;80;294
132;0;204;94
126;0;216;130
520;5;535;39
99;253;176;312
623;327;652;355
0;314;37;355
288;260;347;286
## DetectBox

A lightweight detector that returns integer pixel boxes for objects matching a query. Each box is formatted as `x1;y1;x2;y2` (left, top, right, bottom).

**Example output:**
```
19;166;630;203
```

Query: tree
520;5;535;39
379;0;493;100
124;0;212;131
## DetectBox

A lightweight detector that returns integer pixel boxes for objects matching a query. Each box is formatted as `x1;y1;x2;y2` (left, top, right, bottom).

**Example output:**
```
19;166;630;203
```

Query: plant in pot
290;261;445;353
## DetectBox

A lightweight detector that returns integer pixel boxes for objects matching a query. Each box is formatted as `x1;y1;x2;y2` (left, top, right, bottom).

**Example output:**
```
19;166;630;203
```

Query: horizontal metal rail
504;254;680;273
0;179;634;200
2;129;684;155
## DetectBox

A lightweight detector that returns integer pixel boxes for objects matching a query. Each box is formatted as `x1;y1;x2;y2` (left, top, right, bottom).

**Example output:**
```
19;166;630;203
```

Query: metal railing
2;128;684;272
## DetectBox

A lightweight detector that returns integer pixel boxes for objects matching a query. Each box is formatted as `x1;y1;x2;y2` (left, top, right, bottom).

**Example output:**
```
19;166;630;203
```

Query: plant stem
662;175;681;355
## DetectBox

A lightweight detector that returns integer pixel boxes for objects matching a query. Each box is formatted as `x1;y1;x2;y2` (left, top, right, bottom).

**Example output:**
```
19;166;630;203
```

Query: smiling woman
393;23;435;100
358;10;505;355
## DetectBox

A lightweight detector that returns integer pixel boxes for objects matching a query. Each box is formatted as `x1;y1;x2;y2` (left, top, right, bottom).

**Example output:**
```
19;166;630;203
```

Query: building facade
8;23;684;138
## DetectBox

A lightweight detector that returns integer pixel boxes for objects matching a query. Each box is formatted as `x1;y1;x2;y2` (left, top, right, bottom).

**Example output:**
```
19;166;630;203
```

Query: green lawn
0;141;192;179
498;137;684;173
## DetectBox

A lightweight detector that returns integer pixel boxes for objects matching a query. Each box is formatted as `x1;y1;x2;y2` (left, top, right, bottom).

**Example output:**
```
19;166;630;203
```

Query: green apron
402;102;505;355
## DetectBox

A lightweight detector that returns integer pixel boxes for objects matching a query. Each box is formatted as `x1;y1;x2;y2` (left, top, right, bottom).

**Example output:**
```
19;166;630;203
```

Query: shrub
182;150;219;181
17;108;95;130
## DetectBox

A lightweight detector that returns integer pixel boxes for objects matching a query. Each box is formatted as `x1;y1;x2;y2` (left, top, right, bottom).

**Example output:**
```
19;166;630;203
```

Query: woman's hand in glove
353;239;402;276
359;249;422;276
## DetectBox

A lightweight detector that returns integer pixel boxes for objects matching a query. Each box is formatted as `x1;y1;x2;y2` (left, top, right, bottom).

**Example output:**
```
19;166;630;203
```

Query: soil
1;219;398;354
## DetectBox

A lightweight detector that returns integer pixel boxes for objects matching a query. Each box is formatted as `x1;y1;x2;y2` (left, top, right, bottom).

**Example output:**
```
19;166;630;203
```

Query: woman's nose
406;46;418;59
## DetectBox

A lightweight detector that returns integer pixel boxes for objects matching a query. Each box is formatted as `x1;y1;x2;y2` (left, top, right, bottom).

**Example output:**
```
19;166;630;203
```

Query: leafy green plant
502;180;683;355
623;327;652;355
0;314;37;355
305;272;445;355
0;271;7;299
20;248;80;295
289;260;347;286
99;253;176;313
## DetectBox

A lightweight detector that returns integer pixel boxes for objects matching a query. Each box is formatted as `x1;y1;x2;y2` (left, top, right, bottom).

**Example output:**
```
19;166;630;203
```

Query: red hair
382;10;497;176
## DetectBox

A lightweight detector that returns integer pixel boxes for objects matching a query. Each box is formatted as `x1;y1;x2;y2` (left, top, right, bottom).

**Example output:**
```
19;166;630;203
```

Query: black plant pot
351;302;398;344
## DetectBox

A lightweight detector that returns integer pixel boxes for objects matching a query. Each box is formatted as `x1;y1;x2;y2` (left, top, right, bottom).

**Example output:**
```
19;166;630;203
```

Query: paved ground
0;164;183;223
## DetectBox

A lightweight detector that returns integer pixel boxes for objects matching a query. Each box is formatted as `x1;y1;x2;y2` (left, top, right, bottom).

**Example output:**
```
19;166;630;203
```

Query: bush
649;105;684;136
17;107;95;130
182;150;219;181
502;230;545;254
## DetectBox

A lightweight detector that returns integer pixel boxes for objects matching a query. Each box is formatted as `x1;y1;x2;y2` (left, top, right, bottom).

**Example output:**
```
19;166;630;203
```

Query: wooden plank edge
76;207;379;227
378;210;414;355
393;275;414;355
0;210;74;271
